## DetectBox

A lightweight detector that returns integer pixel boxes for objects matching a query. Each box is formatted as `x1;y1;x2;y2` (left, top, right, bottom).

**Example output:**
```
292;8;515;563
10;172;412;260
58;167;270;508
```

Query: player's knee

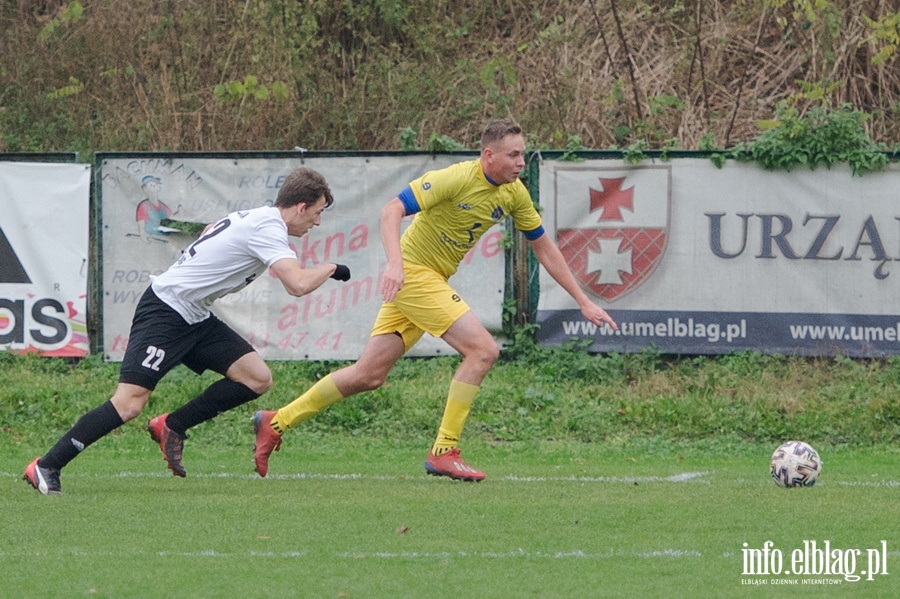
228;356;273;394
245;369;273;395
117;403;143;422
473;340;500;367
344;363;388;393
111;389;151;422
485;341;500;364
356;371;387;392
336;359;389;393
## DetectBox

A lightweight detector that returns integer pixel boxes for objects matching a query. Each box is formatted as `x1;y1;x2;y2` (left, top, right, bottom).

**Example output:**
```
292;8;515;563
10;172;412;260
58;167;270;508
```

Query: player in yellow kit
253;119;618;481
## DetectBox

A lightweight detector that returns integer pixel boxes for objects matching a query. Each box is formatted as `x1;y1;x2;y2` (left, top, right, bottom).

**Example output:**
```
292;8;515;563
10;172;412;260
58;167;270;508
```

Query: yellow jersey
397;159;544;278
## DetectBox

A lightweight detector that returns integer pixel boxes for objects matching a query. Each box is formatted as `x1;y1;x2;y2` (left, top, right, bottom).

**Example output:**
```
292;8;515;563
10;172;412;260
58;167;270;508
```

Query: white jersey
151;205;296;324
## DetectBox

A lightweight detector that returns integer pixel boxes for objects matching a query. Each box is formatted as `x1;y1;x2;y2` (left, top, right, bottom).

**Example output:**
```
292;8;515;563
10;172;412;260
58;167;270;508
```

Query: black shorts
119;287;255;390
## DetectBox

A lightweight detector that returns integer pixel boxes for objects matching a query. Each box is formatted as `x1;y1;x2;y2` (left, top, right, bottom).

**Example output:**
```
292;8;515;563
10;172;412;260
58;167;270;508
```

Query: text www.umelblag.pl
561;317;900;345
562;317;748;343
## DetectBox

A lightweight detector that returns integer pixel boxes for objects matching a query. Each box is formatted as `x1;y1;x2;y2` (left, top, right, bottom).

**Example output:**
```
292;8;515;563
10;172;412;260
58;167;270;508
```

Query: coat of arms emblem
556;167;671;301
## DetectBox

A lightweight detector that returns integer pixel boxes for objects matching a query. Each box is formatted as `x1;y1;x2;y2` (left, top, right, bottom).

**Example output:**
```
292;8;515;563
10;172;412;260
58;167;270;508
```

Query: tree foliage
729;102;891;175
0;0;897;156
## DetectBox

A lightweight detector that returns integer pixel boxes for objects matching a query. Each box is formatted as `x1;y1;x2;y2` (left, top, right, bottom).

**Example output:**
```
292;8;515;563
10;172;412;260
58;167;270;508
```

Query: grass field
3;435;898;598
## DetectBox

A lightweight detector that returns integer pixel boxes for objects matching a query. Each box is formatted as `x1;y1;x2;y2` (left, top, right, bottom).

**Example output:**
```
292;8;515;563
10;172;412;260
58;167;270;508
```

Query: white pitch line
503;471;710;484
3;470;711;484
337;548;703;559
156;550;308;558
0;548;702;561
837;480;900;488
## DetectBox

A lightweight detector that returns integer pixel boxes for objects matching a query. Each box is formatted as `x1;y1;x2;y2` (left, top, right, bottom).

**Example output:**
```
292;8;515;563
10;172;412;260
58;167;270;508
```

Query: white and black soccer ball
770;440;822;488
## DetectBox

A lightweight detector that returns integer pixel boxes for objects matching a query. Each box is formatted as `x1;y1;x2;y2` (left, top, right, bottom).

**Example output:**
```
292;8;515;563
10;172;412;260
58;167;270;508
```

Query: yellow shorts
371;263;471;352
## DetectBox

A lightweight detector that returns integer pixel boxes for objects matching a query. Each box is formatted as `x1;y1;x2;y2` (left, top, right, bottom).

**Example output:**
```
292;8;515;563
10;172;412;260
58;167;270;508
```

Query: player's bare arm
528;234;618;330
379;197;406;303
269;258;348;297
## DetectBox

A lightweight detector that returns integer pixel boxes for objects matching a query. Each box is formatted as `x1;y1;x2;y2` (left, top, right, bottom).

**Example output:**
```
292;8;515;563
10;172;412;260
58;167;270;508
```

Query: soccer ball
770;440;822;488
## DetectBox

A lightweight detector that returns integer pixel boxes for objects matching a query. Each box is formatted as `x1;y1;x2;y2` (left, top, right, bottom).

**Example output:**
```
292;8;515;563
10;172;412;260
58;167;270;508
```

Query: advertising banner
99;154;506;361
537;157;900;357
0;162;91;356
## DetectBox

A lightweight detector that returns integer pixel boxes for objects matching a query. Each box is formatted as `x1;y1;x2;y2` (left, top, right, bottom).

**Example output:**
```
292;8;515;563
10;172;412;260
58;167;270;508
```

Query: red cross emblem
556;168;670;301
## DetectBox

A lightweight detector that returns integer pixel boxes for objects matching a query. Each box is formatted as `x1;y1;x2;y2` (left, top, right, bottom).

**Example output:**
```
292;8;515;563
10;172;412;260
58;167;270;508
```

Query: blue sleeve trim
521;225;545;241
398;187;421;215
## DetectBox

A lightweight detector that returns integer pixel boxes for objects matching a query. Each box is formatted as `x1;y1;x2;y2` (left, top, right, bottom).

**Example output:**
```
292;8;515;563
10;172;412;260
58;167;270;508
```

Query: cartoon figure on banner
557;174;669;301
132;175;182;243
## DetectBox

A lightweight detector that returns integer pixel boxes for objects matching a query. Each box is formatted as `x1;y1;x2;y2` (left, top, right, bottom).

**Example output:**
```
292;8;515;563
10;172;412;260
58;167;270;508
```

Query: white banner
0;162;91;356
537;157;900;356
99;155;506;361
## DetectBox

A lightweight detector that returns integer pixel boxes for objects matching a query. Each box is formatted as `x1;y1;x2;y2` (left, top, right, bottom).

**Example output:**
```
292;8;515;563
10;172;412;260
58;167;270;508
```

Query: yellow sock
431;379;479;456
271;374;344;434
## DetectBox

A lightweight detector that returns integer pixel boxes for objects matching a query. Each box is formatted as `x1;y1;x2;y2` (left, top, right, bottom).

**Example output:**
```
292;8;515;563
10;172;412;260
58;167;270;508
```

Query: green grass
3;350;900;449
2;350;899;596
2;438;898;598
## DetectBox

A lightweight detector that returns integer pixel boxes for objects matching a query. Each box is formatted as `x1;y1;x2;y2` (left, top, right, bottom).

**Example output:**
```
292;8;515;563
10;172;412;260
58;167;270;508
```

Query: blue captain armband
398;187;421;215
521;225;545;241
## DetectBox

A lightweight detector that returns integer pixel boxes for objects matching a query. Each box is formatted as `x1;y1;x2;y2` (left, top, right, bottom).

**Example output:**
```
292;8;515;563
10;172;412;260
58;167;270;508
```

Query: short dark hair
275;167;334;208
480;119;523;149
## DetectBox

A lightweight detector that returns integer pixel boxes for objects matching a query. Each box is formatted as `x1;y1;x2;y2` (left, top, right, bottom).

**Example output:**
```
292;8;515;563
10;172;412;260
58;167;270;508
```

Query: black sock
165;379;260;435
39;400;124;471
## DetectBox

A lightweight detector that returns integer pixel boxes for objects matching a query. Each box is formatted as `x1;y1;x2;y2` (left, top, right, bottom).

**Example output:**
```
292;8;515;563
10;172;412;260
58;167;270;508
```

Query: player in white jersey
24;168;351;495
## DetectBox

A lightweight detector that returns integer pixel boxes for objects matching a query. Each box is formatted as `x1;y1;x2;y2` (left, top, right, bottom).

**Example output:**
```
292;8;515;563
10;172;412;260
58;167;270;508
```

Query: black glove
331;264;351;281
